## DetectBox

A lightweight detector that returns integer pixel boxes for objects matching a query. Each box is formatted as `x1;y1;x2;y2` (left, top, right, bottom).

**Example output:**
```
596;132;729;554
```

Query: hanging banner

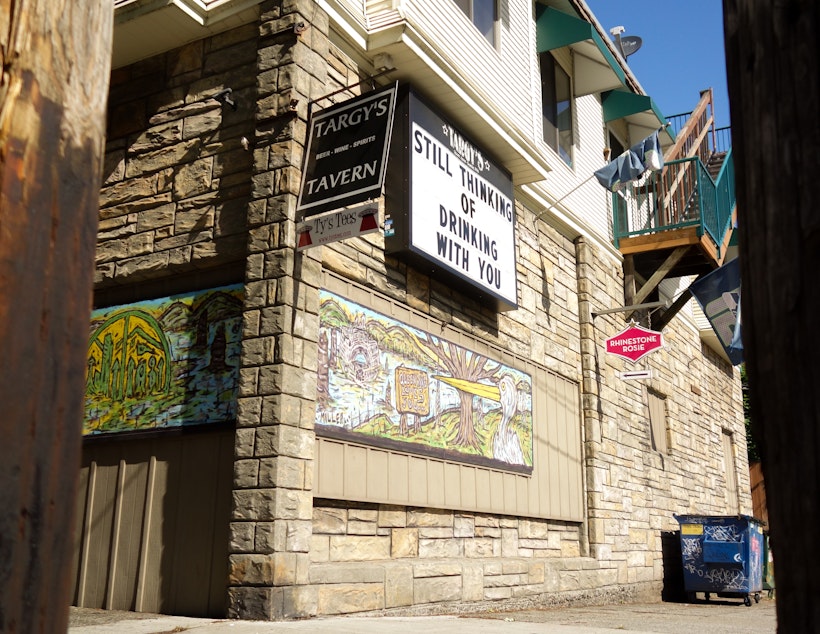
297;82;398;218
605;323;664;363
689;257;743;365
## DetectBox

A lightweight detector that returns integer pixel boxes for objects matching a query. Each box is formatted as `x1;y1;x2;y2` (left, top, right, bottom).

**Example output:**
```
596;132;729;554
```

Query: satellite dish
619;35;643;58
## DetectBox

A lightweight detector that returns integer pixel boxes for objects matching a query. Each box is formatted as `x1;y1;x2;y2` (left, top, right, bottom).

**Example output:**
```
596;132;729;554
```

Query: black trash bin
674;514;764;606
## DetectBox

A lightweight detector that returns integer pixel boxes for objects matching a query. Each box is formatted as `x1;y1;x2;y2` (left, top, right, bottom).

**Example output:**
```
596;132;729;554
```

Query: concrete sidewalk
69;597;777;633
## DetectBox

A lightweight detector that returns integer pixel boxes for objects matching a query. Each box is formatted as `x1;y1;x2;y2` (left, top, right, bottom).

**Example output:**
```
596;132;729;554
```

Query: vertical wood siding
72;430;234;617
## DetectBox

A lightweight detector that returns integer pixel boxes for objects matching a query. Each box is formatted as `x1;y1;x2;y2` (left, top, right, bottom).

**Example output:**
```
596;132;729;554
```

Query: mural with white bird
317;290;533;471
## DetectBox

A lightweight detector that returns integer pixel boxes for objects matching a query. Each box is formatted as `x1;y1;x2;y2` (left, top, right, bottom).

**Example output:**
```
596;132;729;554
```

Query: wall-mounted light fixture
213;88;236;110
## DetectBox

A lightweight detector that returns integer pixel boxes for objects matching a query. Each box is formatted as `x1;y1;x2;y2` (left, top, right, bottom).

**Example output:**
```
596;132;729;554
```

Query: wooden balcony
610;89;736;327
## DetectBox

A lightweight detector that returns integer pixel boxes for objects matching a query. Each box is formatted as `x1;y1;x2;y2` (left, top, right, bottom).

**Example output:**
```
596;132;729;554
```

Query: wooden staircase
612;89;736;328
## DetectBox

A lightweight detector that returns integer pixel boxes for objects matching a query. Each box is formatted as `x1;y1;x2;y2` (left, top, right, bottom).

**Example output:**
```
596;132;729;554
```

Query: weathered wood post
724;0;820;629
0;1;112;631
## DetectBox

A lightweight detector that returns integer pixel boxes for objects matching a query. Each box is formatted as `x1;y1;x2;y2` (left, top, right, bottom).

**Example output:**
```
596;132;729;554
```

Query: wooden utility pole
723;0;819;629
0;1;112;632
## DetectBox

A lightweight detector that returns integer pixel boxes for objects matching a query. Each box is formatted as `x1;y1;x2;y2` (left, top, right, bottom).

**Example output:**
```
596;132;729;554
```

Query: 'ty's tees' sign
605;323;664;363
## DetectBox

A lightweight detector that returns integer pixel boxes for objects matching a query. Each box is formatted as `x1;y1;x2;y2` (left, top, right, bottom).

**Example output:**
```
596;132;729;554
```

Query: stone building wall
95;0;750;620
97;24;258;297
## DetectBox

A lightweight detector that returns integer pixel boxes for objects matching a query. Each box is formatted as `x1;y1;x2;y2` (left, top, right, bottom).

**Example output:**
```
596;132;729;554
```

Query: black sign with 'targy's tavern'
297;82;398;217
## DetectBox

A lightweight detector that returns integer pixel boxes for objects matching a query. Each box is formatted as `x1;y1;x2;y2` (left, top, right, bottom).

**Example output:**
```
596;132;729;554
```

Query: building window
454;0;497;46
722;429;740;513
647;390;669;455
540;52;573;166
609;132;628;237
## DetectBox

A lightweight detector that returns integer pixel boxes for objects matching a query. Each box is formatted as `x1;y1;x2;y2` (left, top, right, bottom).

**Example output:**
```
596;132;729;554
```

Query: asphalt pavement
69;596;777;634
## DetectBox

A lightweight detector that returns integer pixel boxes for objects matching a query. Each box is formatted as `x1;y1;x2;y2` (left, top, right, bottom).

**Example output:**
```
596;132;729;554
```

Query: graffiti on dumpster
705;524;742;542
681;561;747;589
681;523;761;592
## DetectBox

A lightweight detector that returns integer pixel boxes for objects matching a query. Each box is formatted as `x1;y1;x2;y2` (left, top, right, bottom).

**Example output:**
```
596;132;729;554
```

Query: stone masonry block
464;538;495;558
418;538;461;558
234;428;255;457
283;584;317;619
310;535;329;562
233;459;259;488
229;521;255;553
285;519;312;552
378;506;407;527
317;583;384;615
462;563;484;601
228;553;274;585
274;487;313;520
414;576;462;604
233;488;277;521
390;528;418;558
408;509;453;528
385;564;414;608
258;455;305;489
329;535;390;561
228;586;283;621
254;521;284;553
309;563;384;585
453;516;475;538
313;507;347;534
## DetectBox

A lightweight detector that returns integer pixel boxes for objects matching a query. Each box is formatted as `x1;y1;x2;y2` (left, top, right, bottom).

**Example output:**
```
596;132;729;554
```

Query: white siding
400;0;539;141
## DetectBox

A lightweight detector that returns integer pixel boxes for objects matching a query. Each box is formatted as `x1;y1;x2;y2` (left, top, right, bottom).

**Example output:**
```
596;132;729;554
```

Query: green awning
535;6;625;96
602;89;665;123
602;89;675;145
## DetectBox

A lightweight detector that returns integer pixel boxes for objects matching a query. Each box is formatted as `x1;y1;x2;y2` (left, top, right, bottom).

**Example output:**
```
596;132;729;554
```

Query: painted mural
317;290;533;472
84;285;243;435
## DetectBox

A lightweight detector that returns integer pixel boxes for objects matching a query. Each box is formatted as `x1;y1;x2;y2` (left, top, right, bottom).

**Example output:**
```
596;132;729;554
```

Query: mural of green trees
317;290;533;472
84;285;243;435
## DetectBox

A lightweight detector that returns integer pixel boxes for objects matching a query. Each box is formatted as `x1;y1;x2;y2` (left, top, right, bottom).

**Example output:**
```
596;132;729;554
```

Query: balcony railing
612;88;735;260
612;150;735;257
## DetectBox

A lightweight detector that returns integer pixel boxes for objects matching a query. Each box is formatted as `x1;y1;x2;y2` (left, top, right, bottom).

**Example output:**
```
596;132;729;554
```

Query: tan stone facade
88;0;750;621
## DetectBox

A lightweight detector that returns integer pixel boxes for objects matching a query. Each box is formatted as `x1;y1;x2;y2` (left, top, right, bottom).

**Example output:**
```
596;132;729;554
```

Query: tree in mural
420;335;499;448
317;331;330;407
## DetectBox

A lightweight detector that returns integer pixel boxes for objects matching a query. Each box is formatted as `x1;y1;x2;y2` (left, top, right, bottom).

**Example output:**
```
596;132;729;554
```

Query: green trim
602;89;666;124
535;6;626;86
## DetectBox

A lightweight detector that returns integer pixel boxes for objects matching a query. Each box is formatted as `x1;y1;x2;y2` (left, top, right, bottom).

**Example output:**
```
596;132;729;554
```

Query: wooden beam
632;246;691;306
623;254;636;306
618;227;701;254
724;2;820;628
653;287;693;331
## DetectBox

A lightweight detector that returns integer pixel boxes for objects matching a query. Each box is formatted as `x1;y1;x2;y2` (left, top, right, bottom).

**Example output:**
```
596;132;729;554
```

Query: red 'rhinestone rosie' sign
605;324;664;363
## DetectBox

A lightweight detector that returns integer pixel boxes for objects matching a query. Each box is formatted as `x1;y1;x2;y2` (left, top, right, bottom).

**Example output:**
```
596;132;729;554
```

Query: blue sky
584;0;731;129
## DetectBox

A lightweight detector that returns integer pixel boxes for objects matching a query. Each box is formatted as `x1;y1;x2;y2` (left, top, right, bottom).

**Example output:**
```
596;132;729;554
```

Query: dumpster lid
674;514;766;527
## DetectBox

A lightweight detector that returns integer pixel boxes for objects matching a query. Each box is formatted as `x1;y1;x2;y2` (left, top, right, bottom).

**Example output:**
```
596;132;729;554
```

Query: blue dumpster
674;514;764;606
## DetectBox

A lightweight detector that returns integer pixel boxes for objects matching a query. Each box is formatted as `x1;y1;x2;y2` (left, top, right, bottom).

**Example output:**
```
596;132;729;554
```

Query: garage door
71;428;234;617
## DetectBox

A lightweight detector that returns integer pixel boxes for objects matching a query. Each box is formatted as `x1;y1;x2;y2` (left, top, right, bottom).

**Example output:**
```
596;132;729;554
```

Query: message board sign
297;82;397;217
385;88;518;310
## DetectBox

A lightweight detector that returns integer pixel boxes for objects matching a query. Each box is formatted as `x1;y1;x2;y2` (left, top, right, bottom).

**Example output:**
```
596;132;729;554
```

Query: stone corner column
227;0;328;620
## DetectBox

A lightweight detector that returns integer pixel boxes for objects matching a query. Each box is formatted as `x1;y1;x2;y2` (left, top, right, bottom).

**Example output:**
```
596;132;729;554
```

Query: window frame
453;0;499;48
539;51;574;167
647;389;669;455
